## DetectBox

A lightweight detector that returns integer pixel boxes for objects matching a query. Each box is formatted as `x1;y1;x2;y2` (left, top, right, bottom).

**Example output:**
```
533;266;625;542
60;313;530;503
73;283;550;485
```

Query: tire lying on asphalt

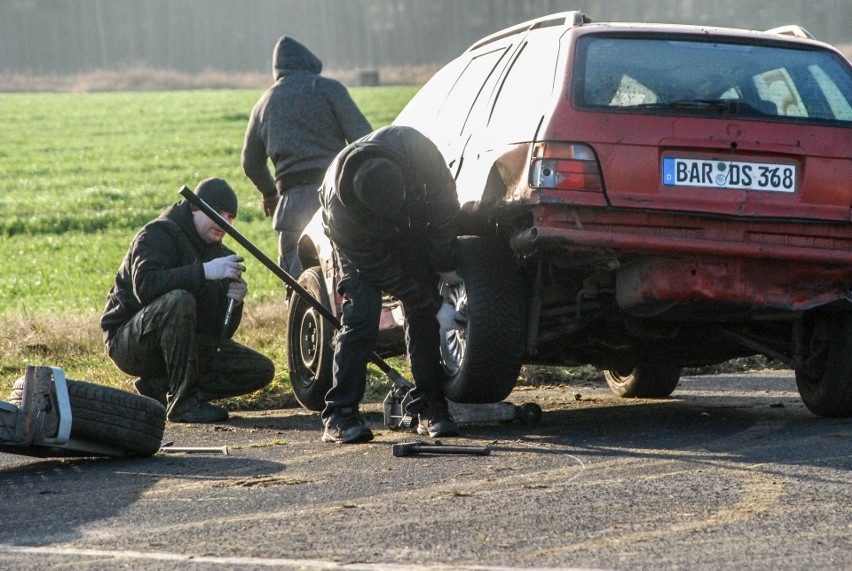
794;312;852;418
604;365;681;398
286;266;334;412
11;377;166;457
440;236;527;403
66;380;166;456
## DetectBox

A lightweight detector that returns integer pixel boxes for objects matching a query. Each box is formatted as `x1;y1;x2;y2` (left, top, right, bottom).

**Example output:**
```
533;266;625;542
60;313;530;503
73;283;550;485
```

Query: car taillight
530;143;603;192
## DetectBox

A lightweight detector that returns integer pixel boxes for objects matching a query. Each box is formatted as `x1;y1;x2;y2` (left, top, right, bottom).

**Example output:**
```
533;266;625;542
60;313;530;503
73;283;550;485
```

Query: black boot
417;398;459;438
322;406;374;443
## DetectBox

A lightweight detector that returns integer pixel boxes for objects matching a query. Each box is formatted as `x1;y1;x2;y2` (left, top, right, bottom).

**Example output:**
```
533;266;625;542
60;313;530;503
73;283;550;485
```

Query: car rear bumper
515;204;852;265
512;204;852;314
615;256;852;316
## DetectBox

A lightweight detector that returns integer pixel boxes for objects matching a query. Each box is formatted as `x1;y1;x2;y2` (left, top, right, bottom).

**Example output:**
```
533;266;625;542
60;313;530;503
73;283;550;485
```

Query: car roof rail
765;24;815;39
468;11;591;51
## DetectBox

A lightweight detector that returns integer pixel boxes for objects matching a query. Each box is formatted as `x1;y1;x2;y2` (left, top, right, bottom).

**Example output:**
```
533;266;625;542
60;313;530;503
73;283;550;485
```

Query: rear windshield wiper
631;99;772;117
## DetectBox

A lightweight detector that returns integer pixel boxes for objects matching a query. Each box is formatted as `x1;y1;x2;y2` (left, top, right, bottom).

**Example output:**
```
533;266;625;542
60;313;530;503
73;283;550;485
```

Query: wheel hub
299;309;320;370
440;283;467;375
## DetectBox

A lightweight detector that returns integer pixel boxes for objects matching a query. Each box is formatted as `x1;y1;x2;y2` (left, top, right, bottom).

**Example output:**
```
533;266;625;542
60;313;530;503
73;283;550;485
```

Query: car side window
394;56;467;137
487;27;564;142
433;47;511;139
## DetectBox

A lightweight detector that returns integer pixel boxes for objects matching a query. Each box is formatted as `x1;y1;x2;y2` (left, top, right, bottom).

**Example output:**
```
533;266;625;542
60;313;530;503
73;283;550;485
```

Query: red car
288;12;852;417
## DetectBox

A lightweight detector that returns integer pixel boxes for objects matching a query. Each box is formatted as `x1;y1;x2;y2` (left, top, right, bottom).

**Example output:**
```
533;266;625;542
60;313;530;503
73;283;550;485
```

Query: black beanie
194;177;238;216
352;158;405;214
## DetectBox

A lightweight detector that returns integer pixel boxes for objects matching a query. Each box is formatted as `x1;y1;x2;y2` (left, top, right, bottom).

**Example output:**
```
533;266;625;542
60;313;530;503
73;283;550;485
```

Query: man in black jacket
101;178;275;423
319;126;467;443
242;36;372;278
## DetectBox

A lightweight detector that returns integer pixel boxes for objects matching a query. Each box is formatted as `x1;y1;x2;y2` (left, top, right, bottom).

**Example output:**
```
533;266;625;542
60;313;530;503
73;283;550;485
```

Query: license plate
662;157;797;192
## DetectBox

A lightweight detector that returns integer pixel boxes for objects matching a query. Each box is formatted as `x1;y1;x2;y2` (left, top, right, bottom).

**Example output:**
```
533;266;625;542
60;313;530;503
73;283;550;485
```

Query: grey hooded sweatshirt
241;36;372;198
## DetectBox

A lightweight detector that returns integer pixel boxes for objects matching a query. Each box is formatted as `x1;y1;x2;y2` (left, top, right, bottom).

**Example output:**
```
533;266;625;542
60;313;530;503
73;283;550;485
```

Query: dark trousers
106;290;274;419
322;249;445;421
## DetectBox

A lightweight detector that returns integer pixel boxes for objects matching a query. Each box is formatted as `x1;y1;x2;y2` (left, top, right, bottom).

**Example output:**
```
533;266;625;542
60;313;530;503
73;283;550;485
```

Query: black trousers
322;249;446;422
107;289;275;419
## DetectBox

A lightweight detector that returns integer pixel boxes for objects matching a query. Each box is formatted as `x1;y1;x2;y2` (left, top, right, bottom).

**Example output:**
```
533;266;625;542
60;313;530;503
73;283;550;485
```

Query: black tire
794;313;852;418
66;379;166;456
286;267;334;411
10;377;165;457
604;365;681;398
440;236;526;403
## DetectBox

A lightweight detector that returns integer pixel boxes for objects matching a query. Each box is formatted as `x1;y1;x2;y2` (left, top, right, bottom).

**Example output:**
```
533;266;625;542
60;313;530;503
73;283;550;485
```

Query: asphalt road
0;370;849;570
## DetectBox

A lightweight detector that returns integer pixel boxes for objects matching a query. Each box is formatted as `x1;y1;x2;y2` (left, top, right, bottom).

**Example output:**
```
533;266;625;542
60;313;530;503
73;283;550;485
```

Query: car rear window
573;35;852;125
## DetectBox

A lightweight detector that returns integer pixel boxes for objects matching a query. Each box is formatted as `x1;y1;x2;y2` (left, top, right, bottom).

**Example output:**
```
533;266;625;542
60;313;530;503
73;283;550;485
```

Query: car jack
382;386;542;430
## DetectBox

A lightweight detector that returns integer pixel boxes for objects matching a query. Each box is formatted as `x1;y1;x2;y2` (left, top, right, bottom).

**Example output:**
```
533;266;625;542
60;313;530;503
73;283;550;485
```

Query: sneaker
169;400;229;423
134;377;167;407
417;399;460;438
322;407;374;443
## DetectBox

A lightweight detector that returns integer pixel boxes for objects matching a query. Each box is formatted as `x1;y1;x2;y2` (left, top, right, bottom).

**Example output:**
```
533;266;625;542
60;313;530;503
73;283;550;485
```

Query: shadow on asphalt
435;395;849;477
0;453;284;545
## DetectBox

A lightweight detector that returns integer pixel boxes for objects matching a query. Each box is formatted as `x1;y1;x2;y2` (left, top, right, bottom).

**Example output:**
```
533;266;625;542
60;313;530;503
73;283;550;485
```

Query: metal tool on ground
217;297;236;352
159;443;229;455
179;185;414;393
392;440;492;457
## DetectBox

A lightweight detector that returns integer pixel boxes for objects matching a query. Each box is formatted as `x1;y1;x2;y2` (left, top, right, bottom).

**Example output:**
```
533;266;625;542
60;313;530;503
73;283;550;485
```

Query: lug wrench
159;444;230;455
179;185;414;391
392;440;491;457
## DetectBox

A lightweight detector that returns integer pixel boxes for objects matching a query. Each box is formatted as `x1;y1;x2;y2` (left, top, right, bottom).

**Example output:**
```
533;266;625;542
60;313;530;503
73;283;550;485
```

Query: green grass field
0;86;419;403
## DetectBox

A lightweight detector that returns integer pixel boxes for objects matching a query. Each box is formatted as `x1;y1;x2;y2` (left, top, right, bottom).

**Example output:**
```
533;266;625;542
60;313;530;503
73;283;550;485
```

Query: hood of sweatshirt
335;142;406;210
273;36;322;81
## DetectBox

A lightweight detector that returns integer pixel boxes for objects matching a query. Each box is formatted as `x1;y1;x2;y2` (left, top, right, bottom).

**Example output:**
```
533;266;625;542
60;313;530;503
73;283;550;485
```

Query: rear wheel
440;237;526;403
286;267;334;411
794;313;852;418
604;365;681;398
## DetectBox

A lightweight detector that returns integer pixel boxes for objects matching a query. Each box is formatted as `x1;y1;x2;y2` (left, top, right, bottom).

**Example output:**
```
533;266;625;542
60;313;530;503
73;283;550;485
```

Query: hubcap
299;308;320;371
440;283;467;376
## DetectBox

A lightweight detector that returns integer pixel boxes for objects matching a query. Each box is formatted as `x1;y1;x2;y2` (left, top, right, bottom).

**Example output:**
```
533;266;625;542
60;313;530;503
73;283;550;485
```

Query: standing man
319;125;467;443
101;178;275;423
242;35;372;278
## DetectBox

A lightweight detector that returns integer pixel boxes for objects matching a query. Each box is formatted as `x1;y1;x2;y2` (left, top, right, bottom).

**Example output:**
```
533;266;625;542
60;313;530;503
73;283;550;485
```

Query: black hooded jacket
320;125;459;315
100;201;241;343
241;36;372;197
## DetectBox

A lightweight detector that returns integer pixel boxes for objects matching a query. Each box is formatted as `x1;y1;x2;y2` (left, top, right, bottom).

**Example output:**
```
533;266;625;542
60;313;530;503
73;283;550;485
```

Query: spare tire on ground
10;376;166;457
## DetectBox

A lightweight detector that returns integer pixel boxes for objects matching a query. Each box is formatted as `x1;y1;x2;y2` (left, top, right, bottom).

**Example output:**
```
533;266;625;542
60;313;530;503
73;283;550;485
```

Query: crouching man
101;178;275;423
319;125;467;443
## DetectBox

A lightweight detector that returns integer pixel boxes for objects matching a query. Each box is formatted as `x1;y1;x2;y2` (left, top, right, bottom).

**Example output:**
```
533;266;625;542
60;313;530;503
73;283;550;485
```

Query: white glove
203;255;245;281
438;270;463;285
227;277;248;303
436;302;467;330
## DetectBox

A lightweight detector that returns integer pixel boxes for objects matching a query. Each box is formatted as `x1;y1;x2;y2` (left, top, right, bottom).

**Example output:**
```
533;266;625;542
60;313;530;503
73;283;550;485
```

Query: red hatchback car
288;12;852;417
